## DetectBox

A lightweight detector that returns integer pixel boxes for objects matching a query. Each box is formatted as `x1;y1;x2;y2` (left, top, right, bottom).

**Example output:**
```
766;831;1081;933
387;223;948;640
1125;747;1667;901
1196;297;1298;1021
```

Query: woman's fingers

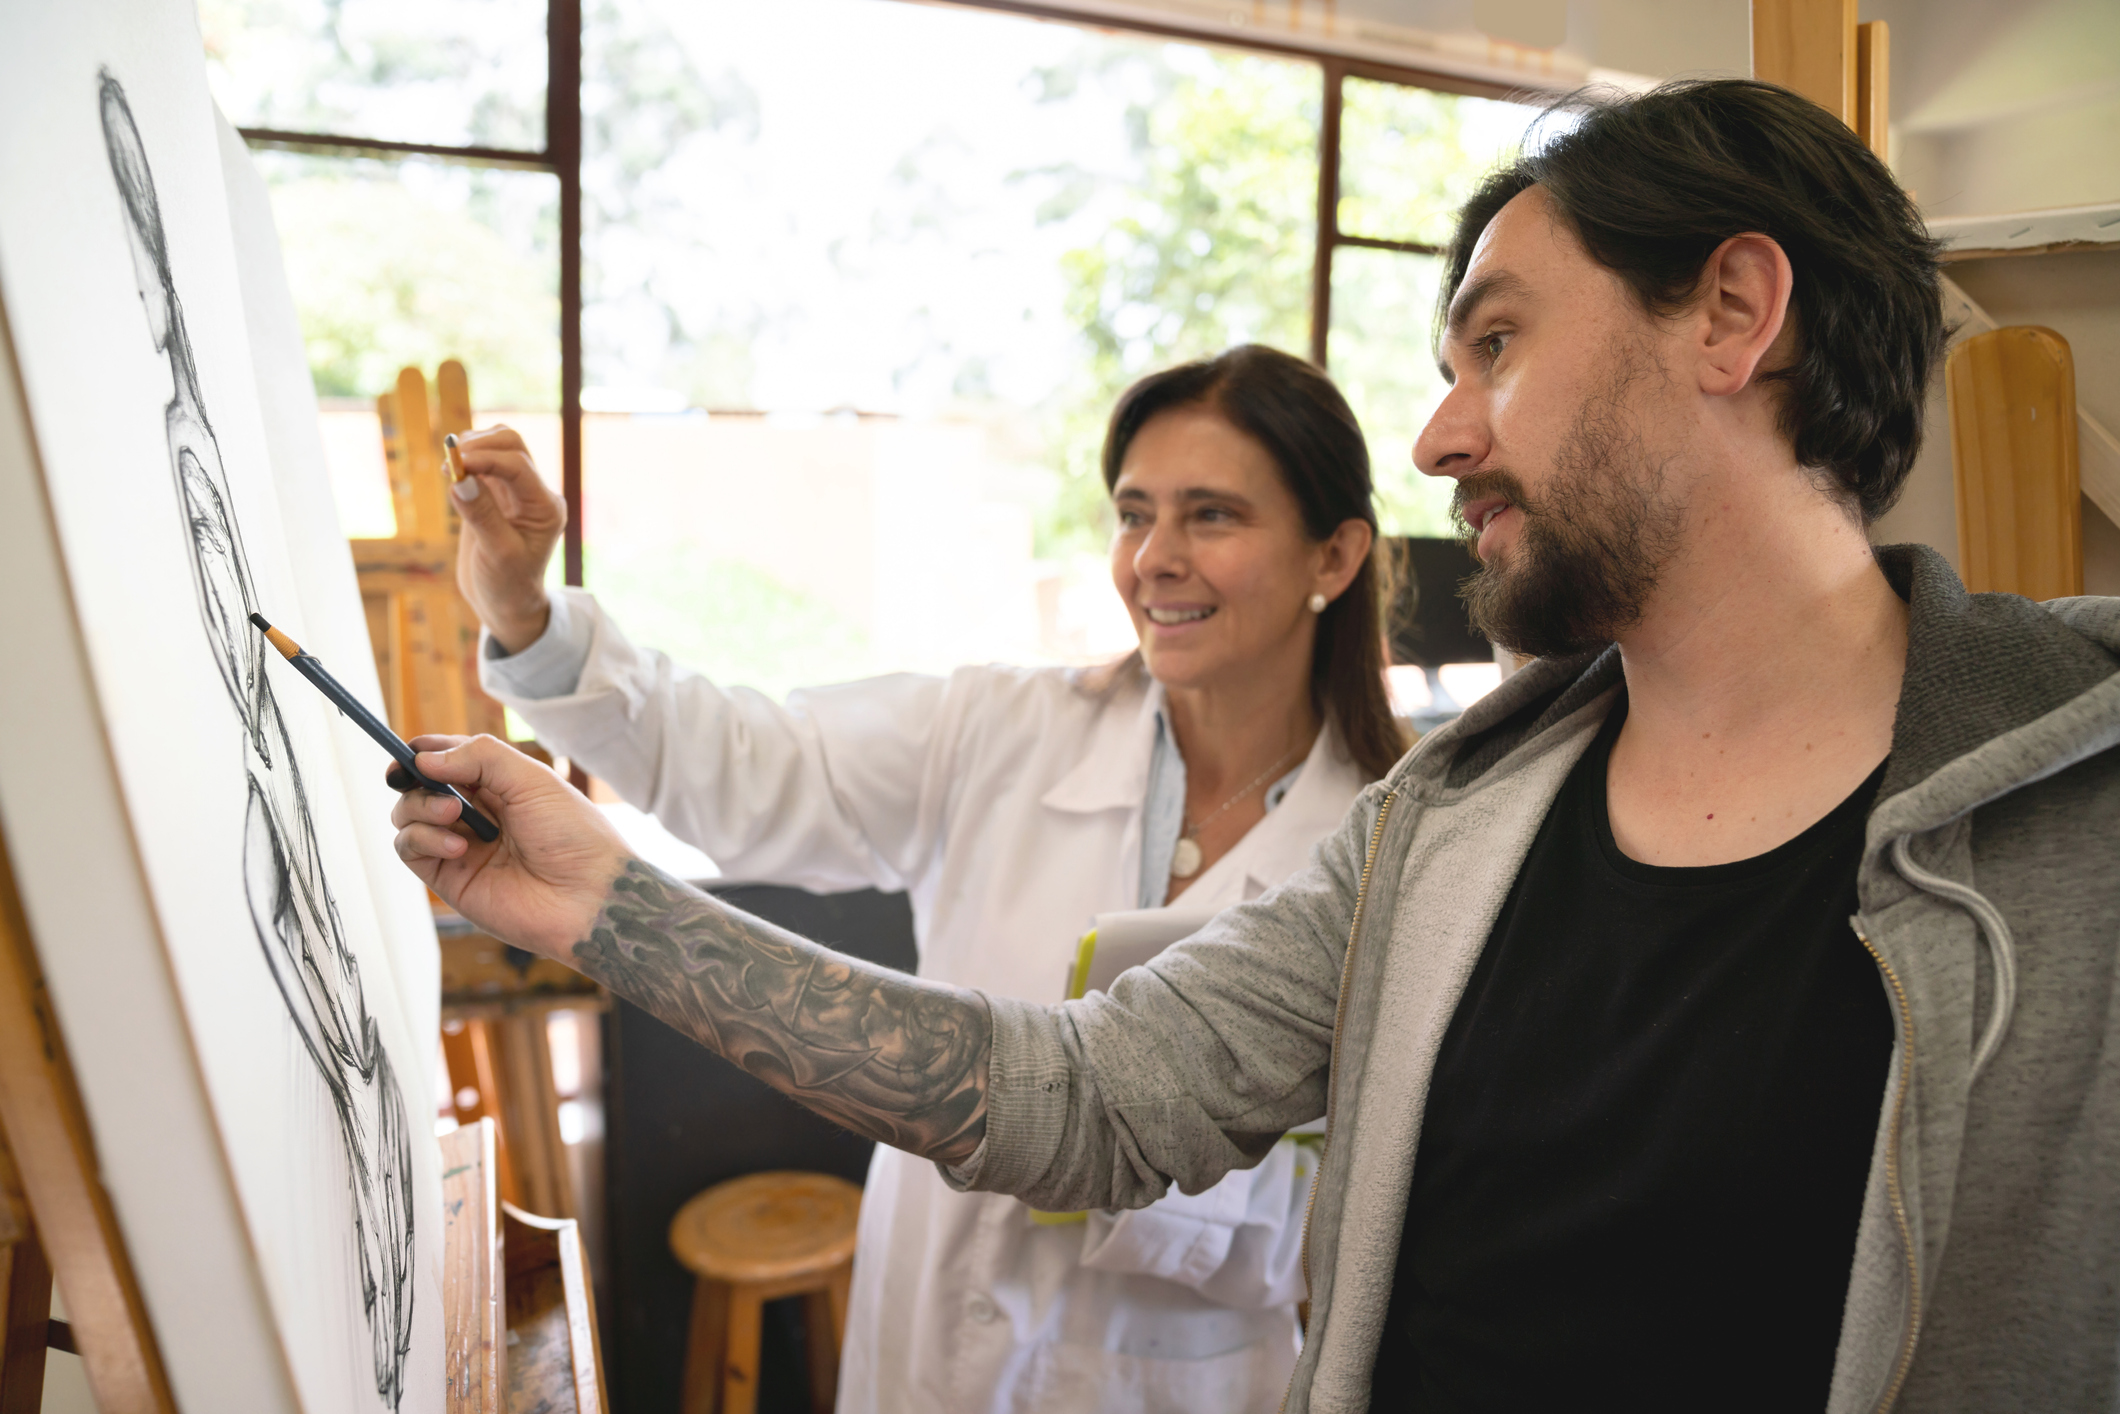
453;432;563;648
453;424;529;458
456;438;564;519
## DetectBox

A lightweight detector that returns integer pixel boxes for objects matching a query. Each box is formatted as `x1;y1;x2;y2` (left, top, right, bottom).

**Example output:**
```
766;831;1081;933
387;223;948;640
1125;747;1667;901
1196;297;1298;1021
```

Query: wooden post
1855;20;1890;160
1948;326;2083;600
492;1015;577;1222
0;1130;52;1414
442;1119;503;1414
1310;61;1343;369
1751;0;1858;126
0;825;174;1413
442;1020;522;1212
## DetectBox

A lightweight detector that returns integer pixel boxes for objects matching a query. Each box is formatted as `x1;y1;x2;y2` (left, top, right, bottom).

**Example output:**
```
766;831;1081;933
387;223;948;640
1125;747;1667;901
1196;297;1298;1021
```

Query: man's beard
1454;351;1683;659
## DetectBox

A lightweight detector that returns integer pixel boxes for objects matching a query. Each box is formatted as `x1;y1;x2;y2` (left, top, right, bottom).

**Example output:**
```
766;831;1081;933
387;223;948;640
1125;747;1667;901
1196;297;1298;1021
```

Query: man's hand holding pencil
390;734;633;964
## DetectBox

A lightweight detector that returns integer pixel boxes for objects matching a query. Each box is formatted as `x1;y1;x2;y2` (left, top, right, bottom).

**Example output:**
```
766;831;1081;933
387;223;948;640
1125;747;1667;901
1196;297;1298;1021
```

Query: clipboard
1030;908;1216;1228
1063;908;1219;1001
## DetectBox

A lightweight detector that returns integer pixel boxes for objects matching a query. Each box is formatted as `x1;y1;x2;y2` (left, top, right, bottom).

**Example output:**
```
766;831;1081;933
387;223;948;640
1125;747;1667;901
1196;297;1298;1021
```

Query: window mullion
1310;61;1344;369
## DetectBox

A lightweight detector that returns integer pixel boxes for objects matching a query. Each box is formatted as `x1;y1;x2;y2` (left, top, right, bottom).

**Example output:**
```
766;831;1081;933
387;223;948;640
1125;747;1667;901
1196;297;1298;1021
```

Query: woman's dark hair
1441;78;1945;522
1102;345;1407;782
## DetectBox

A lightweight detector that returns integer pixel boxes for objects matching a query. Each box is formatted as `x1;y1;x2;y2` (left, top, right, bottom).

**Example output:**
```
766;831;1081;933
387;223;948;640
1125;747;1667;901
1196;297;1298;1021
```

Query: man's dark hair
1441;78;1944;522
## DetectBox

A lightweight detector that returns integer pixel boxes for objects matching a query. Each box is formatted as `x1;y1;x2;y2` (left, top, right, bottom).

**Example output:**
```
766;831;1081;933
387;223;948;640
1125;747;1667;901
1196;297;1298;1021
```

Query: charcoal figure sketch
98;71;415;1409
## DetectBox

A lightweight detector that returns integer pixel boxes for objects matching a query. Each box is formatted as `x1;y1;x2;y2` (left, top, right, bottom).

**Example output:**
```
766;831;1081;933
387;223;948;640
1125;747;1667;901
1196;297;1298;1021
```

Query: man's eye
1481;331;1509;362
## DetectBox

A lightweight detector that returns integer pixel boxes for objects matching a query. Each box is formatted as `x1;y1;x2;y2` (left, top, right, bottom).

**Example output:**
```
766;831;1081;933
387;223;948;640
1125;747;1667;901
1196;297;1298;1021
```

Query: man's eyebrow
1445;270;1531;341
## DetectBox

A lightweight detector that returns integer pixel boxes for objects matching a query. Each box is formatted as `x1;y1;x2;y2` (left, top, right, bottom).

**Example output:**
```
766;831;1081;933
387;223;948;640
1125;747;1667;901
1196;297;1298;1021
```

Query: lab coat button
966;1293;999;1323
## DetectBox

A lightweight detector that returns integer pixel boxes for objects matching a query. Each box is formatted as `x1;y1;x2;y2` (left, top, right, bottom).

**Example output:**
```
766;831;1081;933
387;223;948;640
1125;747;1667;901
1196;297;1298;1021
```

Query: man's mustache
1450;468;1534;538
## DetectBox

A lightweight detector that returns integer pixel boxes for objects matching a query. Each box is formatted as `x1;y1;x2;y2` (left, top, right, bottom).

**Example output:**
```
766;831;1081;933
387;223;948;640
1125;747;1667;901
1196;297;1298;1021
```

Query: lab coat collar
1038;662;1374;898
1038;665;1162;814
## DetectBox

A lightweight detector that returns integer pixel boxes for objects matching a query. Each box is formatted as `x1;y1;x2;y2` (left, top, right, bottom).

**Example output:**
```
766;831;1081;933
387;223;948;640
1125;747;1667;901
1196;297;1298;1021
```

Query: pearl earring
1308;592;1328;613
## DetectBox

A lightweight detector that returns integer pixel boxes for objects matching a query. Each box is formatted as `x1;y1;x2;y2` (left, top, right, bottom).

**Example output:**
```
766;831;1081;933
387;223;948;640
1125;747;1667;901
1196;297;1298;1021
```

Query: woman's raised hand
450;425;567;654
389;735;630;962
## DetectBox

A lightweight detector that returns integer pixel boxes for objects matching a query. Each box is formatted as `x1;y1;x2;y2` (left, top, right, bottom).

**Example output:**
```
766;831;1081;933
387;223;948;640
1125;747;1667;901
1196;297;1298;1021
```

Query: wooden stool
671;1171;861;1414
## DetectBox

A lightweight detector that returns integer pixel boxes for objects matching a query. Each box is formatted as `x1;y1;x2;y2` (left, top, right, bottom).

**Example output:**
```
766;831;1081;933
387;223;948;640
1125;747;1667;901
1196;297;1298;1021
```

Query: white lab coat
482;589;1371;1414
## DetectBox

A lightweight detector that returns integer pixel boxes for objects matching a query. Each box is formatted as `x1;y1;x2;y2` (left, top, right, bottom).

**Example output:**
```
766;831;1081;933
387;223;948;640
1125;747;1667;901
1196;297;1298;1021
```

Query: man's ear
1694;233;1794;398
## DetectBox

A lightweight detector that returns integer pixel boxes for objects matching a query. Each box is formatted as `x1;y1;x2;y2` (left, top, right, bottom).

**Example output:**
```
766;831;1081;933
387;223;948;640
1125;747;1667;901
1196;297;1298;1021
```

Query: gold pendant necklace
1171;743;1301;879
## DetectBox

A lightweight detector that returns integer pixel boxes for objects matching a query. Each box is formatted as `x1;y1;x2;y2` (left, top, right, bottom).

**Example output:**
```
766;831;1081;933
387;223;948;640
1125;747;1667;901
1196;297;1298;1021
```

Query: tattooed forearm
571;860;991;1165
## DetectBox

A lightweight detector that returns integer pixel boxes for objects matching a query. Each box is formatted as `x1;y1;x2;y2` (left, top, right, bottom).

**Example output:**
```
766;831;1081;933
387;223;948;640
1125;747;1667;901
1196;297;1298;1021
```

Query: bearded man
392;79;2120;1412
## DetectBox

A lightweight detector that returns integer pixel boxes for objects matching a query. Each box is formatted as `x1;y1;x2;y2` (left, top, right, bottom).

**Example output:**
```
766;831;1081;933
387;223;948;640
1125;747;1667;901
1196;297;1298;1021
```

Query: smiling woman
1102;345;1406;872
456;338;1401;1413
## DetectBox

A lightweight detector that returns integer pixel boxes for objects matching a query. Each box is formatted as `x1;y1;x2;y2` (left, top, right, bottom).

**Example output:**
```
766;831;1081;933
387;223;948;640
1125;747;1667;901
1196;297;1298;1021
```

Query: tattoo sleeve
571;860;991;1165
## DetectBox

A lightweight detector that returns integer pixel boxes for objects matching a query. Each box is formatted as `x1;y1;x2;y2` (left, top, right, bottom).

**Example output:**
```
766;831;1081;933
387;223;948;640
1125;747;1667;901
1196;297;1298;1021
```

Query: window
206;0;1546;694
1322;74;1545;537
575;0;1319;692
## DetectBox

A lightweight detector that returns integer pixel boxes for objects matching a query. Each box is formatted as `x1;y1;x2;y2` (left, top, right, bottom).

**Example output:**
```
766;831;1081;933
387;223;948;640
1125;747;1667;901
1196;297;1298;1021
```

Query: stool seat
672;1171;863;1414
670;1170;861;1285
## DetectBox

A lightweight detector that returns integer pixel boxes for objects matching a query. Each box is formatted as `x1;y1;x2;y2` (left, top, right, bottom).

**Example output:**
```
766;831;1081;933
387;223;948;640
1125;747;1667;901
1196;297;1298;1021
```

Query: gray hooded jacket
947;545;2120;1412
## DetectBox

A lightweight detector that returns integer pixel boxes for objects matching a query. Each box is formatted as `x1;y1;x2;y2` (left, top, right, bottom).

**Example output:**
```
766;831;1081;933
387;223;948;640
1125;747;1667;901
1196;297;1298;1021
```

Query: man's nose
1415;380;1489;480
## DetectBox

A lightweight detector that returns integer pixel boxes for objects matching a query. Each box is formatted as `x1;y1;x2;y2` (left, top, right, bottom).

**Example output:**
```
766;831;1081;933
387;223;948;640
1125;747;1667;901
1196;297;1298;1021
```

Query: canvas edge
0;277;303;1411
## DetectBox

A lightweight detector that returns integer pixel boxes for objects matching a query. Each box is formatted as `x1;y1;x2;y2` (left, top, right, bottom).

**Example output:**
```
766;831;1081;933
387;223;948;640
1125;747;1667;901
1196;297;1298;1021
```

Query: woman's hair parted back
1440;78;1945;523
1102;345;1407;782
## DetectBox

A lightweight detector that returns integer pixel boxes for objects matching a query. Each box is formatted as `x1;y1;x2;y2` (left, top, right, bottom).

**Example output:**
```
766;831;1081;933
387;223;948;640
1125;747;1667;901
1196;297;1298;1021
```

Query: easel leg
0;1222;53;1414
492;1012;574;1220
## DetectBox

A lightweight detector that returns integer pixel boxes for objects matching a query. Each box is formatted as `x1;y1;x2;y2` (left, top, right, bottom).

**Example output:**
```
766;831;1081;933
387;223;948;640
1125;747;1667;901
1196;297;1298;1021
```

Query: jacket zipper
1855;924;1922;1412
1295;791;1396;1334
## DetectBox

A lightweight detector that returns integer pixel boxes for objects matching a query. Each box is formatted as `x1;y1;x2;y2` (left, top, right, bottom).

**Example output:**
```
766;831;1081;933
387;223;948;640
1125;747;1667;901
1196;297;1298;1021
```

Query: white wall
1866;0;2120;219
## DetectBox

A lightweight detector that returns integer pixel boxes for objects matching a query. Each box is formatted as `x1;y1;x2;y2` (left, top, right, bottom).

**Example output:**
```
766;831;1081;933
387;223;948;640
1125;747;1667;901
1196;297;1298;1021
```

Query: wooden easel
1751;1;2083;599
1;818;607;1409
0;821;175;1414
441;1118;609;1414
1750;0;1889;160
353;360;509;744
1948;328;2082;599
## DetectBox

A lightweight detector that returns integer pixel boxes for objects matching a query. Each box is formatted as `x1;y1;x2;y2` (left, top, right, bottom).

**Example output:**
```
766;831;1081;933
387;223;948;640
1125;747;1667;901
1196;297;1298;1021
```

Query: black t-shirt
1369;702;1893;1411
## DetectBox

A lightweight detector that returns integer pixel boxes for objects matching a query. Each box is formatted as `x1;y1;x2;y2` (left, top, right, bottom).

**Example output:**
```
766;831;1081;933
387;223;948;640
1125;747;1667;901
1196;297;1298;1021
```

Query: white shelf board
1931;201;2120;261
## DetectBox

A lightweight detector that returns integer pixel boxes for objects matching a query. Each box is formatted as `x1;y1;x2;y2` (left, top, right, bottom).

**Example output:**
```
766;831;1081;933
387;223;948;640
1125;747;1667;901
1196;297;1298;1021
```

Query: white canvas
215;111;446;1071
0;3;444;1409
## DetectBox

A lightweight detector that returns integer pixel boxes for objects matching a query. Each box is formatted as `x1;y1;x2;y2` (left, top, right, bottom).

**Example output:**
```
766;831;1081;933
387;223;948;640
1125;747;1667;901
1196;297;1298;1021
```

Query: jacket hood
1397;543;2120;814
1876;543;2119;803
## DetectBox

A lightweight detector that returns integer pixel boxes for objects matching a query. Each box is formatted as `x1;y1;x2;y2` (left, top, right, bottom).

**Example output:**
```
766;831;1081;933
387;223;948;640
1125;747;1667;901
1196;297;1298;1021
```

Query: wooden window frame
1310;58;1517;364
238;0;586;586
233;0;1525;586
